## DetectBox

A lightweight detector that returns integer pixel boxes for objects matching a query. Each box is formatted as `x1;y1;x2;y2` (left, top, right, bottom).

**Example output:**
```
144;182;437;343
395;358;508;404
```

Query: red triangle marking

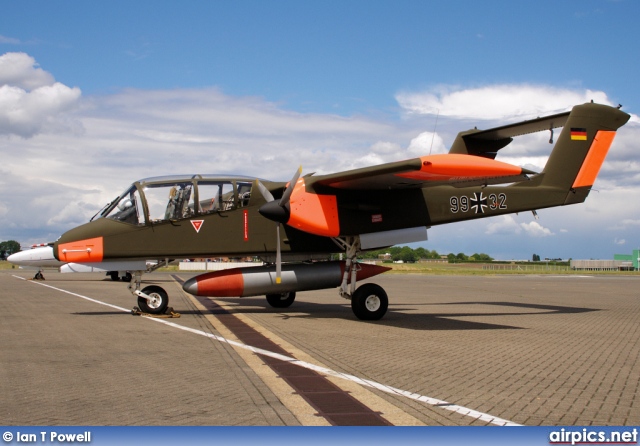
191;220;204;233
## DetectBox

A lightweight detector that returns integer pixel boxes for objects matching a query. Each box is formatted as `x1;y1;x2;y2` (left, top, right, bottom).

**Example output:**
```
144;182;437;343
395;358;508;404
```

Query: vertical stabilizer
534;103;629;204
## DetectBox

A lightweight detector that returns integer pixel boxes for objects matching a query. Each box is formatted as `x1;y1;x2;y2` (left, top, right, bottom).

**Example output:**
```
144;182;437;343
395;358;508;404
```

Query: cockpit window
237;182;252;207
145;182;194;222
103;179;254;226
197;182;235;213
105;186;144;225
196;181;253;214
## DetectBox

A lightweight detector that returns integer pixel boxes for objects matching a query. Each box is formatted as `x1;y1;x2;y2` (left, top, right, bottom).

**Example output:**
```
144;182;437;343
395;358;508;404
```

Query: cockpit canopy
101;175;255;225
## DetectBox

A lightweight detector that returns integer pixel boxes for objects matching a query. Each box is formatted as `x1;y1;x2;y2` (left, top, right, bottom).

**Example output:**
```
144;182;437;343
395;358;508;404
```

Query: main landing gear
266;291;297;308
122;239;391;321
350;283;388;321
333;236;389;321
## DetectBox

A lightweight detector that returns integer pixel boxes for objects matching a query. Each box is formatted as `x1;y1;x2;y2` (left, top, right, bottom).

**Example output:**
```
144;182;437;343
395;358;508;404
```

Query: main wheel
266;291;296;308
121;272;132;282
351;283;388;321
137;285;169;314
109;271;119;281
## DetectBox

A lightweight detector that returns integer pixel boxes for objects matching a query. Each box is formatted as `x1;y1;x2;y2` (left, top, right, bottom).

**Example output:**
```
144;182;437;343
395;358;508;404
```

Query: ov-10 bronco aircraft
51;102;629;320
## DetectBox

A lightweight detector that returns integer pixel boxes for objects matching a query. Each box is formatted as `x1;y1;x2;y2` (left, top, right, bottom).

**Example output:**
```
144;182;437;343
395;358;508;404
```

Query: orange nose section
57;237;104;263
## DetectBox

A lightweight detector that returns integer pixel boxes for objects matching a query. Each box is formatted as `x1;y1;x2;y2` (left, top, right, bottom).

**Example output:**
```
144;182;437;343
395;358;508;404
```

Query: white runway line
15;275;521;426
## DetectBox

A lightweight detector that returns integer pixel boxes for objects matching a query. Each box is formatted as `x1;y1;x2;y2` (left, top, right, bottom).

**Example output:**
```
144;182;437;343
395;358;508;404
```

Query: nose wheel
136;285;169;314
128;269;172;315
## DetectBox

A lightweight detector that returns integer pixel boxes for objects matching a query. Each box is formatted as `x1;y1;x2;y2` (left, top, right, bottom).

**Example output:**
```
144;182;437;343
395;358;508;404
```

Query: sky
1;0;639;260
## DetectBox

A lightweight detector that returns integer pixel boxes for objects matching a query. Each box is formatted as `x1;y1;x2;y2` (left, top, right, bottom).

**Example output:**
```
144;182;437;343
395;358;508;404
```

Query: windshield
104;186;145;225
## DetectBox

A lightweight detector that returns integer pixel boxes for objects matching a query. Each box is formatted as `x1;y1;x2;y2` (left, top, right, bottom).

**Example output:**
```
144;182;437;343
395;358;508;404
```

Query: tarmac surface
1;269;638;426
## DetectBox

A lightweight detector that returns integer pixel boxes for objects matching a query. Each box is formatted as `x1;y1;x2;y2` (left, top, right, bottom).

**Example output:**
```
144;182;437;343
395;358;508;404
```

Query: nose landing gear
127;260;172;315
136;285;169;314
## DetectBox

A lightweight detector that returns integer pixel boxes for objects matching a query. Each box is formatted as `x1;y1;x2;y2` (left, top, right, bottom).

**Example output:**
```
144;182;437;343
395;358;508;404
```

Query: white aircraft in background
7;244;138;281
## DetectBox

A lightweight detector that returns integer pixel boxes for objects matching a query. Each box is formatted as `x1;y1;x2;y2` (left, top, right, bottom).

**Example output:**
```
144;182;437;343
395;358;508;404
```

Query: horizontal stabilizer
466;111;570;140
450;110;571;159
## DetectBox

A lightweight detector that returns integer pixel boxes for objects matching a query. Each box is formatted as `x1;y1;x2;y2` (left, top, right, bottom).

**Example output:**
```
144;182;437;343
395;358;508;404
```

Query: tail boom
424;102;630;226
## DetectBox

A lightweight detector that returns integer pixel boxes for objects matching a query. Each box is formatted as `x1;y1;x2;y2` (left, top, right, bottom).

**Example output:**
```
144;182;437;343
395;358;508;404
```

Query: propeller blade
256;180;275;203
261;167;301;285
275;224;282;284
278;165;302;207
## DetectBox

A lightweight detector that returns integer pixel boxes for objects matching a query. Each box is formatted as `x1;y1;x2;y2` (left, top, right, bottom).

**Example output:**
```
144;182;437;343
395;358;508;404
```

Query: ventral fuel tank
182;261;391;297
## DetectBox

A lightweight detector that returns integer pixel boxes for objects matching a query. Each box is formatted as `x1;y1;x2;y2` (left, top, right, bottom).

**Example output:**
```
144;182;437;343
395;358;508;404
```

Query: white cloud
395;84;612;120
520;221;554;237
608;218;640;231
0;169;100;242
485;215;522;235
407;131;446;155
0;52;54;90
0;35;21;45
1;55;638;261
370;141;401;155
485;215;554;238
0;52;82;138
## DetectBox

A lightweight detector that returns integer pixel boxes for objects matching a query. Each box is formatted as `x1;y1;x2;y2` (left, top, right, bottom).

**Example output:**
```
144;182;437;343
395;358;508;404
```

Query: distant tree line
0;240;20;260
359;246;493;263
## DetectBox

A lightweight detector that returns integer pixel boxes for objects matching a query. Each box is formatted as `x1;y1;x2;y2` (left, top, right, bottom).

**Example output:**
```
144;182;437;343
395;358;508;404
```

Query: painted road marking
14;275;520;426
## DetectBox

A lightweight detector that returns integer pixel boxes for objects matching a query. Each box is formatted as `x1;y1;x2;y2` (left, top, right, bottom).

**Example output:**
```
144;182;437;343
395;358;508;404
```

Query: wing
309;111;571;190
310;154;536;190
259;103;629;238
450;111;571;159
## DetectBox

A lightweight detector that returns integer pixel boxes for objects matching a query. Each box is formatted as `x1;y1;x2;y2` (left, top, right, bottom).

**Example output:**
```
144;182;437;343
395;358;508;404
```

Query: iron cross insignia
470;192;488;214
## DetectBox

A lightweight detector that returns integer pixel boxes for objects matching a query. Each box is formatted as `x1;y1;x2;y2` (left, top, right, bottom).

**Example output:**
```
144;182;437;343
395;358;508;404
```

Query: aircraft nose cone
6;251;22;265
258;200;290;224
8;249;42;266
7;246;57;267
182;277;199;295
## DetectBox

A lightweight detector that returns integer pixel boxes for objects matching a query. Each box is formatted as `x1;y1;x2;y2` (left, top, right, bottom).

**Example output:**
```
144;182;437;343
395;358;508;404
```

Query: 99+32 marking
450;192;507;214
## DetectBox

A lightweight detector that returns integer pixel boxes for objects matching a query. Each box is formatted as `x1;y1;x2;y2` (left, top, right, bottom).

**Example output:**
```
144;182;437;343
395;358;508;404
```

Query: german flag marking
570;128;587;141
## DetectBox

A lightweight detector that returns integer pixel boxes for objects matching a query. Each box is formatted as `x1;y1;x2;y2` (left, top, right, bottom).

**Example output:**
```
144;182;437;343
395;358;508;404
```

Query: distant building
614;249;639;271
570;249;639;271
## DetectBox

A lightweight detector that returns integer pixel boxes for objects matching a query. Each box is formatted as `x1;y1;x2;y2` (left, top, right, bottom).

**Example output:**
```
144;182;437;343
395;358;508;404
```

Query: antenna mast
429;109;440;155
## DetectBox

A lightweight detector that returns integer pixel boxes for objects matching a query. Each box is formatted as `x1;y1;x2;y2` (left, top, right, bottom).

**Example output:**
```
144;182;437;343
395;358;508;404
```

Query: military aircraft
49;102;629;320
7;244;64;280
7;244;135;281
